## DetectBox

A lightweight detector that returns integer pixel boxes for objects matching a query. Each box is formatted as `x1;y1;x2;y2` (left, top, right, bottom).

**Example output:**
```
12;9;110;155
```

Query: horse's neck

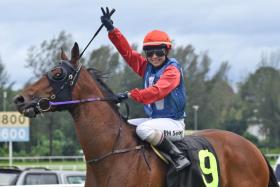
69;74;136;162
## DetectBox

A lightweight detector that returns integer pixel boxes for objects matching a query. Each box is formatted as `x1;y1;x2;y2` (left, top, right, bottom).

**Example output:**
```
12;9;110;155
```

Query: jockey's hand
100;7;114;31
115;92;129;103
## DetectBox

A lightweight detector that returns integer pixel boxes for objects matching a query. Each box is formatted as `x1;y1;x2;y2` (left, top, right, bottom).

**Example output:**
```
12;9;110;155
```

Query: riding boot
157;137;190;171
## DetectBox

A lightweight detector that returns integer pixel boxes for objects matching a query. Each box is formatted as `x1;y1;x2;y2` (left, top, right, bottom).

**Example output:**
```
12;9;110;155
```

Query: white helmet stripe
143;41;172;46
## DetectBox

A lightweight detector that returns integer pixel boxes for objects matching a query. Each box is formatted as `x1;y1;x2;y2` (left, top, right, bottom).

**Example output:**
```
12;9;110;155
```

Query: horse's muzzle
13;95;39;118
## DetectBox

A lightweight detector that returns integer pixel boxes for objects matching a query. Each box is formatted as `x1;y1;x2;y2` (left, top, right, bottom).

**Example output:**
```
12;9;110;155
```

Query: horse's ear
71;42;80;64
60;48;69;61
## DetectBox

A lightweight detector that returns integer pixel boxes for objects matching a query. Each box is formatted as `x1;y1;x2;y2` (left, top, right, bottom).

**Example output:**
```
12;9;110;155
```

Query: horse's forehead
35;75;50;87
21;76;48;94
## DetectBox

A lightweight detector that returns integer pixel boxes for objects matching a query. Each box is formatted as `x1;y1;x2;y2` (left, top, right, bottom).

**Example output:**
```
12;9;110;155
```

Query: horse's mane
87;68;124;118
87;67;140;141
87;68;115;95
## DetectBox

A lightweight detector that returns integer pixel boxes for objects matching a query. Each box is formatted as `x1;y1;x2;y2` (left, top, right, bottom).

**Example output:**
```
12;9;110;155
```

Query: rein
37;96;130;121
37;96;118;112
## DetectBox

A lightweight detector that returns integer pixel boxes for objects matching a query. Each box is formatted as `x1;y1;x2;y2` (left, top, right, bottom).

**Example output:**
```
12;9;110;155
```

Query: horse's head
14;43;82;118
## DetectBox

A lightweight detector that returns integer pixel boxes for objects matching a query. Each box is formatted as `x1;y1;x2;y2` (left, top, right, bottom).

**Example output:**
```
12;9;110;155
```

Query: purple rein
37;96;117;112
50;97;103;106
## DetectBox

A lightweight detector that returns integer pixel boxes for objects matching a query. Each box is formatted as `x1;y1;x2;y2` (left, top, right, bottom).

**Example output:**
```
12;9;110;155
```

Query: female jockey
100;7;190;171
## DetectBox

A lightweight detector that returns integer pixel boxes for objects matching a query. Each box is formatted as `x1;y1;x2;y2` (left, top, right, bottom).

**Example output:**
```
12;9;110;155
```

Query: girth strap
86;145;144;164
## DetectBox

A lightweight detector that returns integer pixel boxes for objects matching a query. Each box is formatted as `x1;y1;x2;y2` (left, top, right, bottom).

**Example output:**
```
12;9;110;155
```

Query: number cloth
166;135;220;187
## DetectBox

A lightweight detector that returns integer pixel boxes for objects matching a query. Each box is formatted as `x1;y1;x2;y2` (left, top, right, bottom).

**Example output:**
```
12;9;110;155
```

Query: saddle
152;135;221;187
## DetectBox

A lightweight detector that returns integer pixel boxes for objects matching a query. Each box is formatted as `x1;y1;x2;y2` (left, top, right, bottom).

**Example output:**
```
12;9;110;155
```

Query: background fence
0;156;86;171
0;155;85;162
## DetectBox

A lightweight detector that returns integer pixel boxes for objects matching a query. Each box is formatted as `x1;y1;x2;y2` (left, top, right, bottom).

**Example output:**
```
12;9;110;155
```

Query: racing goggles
145;48;166;58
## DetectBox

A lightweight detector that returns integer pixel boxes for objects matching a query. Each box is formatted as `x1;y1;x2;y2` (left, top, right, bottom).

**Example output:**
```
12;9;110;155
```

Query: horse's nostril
14;95;25;104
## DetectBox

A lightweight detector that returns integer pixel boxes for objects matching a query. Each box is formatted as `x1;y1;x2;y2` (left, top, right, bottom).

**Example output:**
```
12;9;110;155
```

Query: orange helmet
143;30;172;49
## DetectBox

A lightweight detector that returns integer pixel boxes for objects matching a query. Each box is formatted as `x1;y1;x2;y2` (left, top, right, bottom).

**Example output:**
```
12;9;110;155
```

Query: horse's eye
51;67;65;80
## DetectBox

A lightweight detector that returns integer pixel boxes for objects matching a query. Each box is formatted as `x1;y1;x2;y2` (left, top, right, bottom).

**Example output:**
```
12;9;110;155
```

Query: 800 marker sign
0;112;29;142
0;112;29;126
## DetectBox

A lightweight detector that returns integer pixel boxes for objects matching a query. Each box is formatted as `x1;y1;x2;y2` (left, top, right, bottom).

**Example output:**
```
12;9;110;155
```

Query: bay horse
14;43;278;187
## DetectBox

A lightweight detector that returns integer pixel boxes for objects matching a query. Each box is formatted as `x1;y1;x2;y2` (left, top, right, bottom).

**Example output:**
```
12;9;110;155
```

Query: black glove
100;7;114;31
115;92;129;103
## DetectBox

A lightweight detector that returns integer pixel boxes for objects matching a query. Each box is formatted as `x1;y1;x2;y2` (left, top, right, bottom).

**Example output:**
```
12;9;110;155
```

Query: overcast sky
0;0;280;89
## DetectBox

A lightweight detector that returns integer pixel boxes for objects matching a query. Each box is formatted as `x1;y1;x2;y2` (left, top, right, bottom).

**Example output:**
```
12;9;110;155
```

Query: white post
9;141;13;166
3;91;12;166
192;105;200;130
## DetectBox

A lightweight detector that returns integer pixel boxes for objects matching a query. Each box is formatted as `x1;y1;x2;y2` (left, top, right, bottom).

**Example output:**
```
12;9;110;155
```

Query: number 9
198;149;219;187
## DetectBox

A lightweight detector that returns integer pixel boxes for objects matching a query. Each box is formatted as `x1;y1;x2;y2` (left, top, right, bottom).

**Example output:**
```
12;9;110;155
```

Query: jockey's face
145;48;167;67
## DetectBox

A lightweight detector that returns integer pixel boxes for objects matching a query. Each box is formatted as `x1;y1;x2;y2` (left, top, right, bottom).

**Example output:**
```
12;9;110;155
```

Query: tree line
0;31;280;156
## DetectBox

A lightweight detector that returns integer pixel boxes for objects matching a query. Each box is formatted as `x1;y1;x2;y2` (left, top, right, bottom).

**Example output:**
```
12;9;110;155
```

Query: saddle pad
166;135;221;187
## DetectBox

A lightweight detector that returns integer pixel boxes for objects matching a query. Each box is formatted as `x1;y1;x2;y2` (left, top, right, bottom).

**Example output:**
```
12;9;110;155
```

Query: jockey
100;7;190;171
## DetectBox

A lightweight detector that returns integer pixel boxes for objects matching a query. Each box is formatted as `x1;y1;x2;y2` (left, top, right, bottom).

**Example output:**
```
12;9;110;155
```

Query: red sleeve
129;65;181;104
108;28;147;77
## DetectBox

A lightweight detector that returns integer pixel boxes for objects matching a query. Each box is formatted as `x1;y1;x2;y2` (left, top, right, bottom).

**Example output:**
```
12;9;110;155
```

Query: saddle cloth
166;135;221;187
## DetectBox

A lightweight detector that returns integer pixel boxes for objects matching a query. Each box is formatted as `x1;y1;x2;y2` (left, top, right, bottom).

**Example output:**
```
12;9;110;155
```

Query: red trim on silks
108;28;180;105
109;28;147;77
130;66;180;104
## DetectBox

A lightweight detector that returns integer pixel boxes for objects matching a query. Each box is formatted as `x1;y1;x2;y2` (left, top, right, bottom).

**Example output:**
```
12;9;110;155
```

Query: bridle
36;60;120;113
34;59;134;122
35;60;83;112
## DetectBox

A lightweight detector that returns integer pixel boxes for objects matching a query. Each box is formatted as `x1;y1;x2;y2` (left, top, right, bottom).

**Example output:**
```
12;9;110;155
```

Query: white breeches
128;118;185;145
